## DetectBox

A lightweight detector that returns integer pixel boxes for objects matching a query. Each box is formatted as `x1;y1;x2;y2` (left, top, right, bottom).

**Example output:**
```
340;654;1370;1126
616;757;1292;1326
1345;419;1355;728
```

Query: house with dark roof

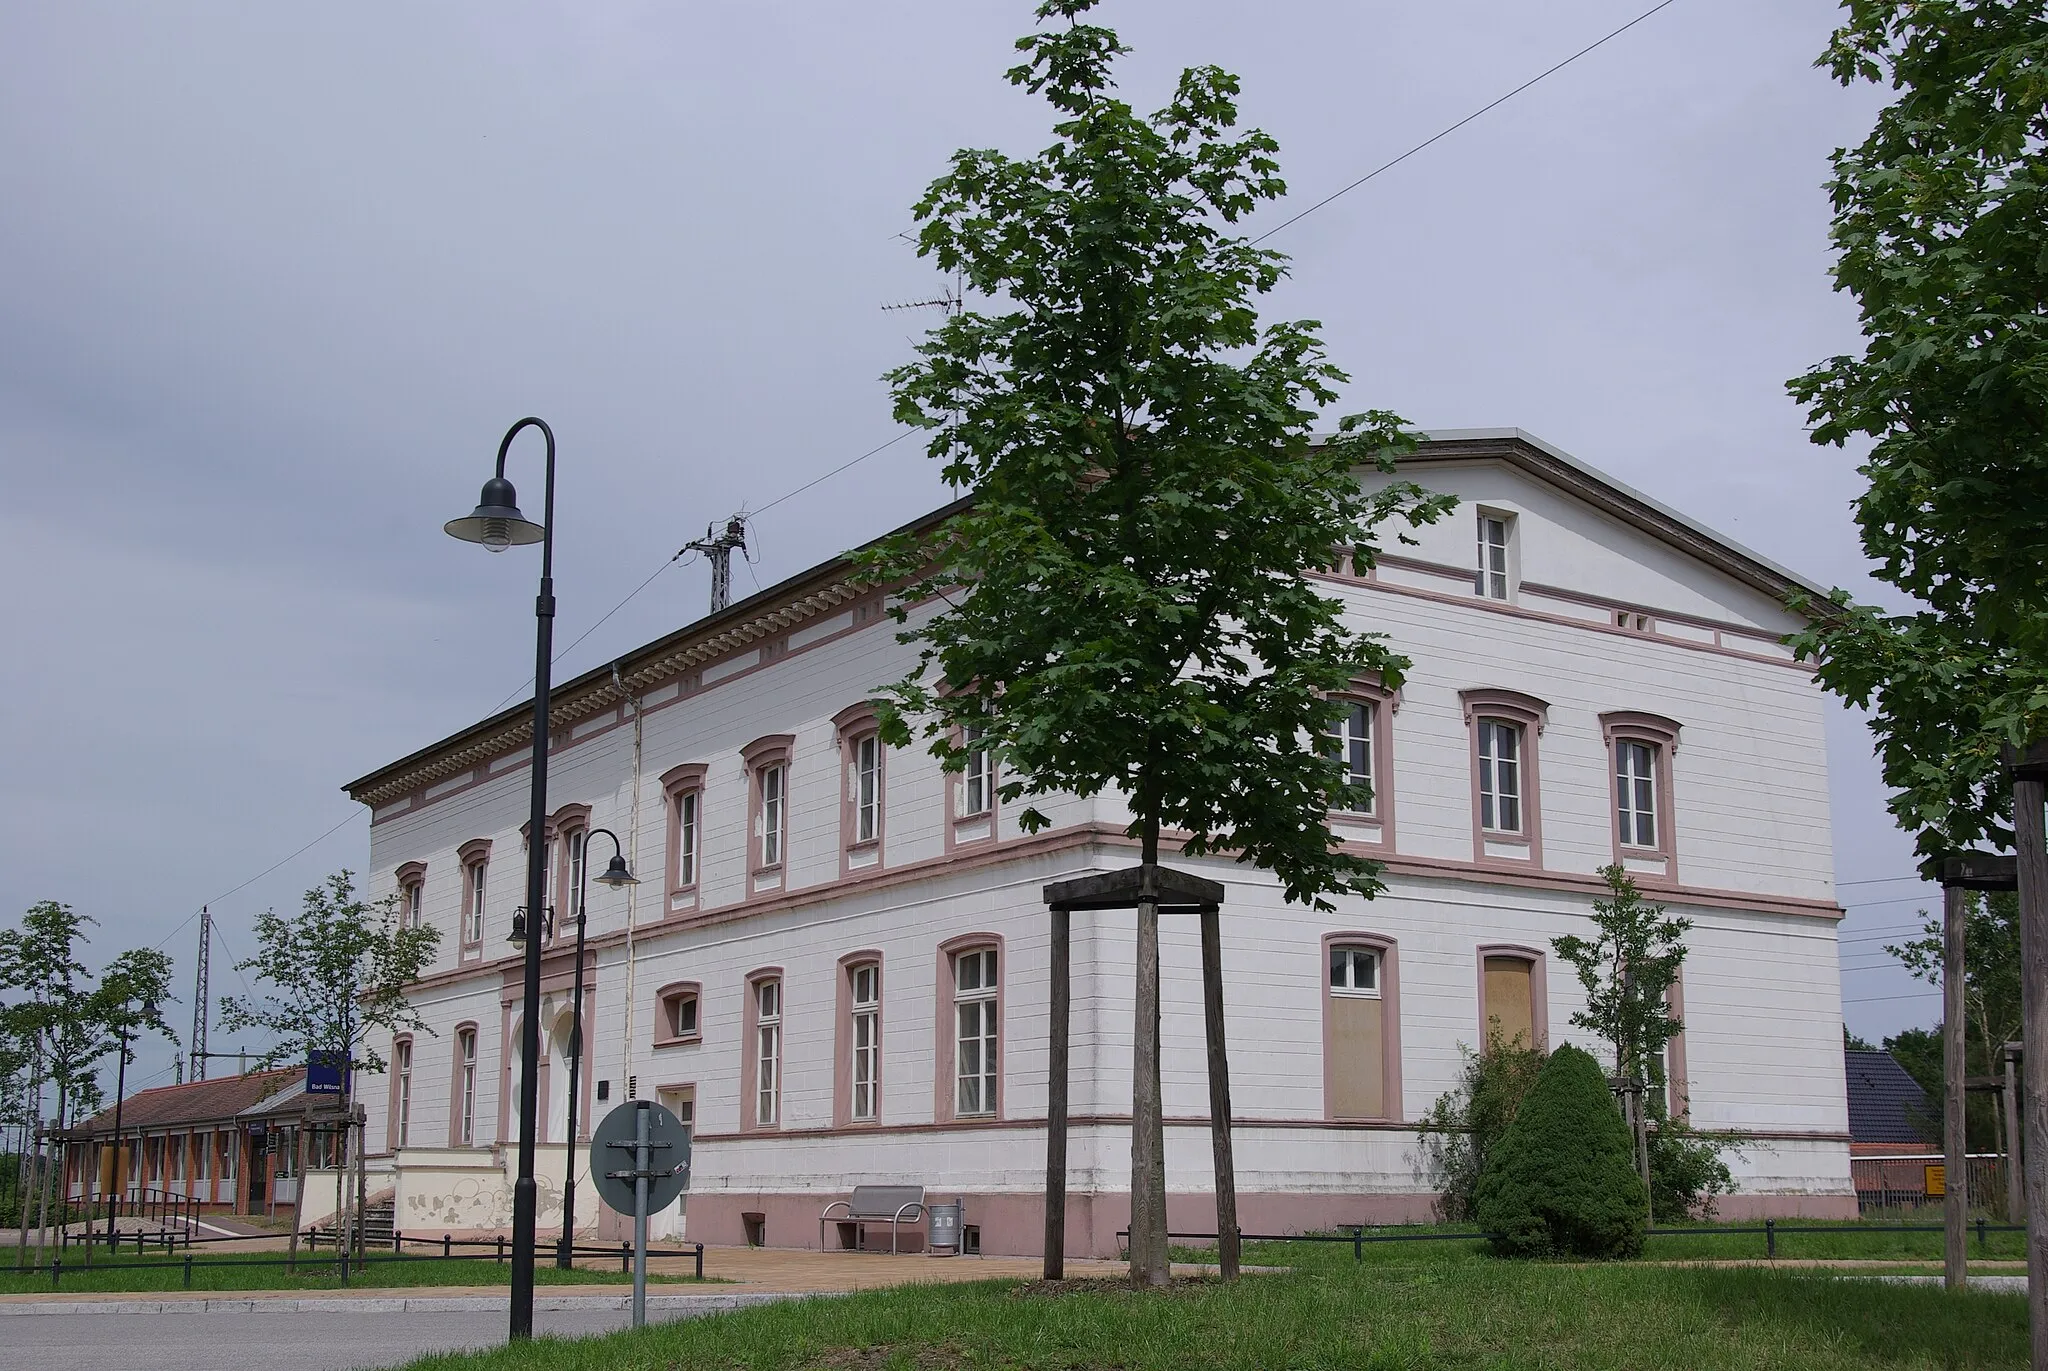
61;1068;345;1218
1844;1048;1935;1152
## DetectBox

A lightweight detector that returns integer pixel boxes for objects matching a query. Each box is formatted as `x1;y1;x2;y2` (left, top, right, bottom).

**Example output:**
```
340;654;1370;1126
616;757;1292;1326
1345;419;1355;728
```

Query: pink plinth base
685;1187;1862;1257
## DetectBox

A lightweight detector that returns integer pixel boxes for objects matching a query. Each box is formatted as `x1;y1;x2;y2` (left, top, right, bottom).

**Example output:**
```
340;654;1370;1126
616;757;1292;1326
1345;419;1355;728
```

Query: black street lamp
502;833;637;1273
446;417;555;1341
560;832;634;1268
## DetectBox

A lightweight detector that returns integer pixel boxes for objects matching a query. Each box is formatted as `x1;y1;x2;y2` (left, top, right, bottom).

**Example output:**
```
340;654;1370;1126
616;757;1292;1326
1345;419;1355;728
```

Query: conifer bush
1474;1043;1647;1259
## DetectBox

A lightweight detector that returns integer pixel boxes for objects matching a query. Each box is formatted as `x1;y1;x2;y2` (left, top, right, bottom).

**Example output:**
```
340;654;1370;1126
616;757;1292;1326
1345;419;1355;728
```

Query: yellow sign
1926;1164;1946;1197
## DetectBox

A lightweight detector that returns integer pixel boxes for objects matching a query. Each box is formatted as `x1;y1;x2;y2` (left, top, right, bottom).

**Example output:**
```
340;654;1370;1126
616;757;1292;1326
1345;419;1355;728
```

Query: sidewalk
0;1245;1146;1316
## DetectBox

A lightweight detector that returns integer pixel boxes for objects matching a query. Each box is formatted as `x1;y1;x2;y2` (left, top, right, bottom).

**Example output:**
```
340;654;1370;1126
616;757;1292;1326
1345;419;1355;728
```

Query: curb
0;1290;809;1317
1864;1274;2028;1294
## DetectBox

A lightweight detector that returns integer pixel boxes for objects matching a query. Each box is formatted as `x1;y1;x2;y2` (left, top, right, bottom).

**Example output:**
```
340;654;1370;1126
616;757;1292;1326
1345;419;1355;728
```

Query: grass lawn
389;1236;2027;1370
0;1250;711;1295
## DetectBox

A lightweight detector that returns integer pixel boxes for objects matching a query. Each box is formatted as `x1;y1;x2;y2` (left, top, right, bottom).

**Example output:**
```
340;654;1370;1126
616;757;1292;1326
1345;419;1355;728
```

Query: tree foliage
0;902;176;1128
1553;866;1691;1092
1415;1027;1549;1222
1886;889;2020;1150
219;871;438;1086
1786;1;2048;854
858;0;1454;908
1475;1044;1648;1260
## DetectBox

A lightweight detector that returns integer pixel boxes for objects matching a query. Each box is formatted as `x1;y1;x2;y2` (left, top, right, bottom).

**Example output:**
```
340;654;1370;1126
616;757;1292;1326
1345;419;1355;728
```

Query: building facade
345;430;1856;1255
61;1068;344;1220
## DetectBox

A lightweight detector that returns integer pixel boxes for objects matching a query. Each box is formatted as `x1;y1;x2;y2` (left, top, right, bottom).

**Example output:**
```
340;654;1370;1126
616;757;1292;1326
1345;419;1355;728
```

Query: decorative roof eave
346;431;1831;810
341;493;973;809
1385;429;1833;608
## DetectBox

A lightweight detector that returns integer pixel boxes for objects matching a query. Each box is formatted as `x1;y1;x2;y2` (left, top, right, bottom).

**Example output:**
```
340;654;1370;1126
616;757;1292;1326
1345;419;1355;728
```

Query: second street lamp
560;831;636;1268
446;417;555;1341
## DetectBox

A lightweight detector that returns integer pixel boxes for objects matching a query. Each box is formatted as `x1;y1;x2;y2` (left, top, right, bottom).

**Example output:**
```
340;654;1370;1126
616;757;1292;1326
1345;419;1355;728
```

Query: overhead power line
1250;0;1687;244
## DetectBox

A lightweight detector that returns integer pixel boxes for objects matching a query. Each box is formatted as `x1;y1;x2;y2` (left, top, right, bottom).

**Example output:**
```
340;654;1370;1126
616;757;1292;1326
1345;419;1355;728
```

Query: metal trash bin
926;1200;962;1257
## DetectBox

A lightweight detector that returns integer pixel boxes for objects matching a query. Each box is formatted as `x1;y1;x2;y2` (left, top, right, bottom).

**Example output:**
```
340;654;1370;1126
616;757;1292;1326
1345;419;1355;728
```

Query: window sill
1329;989;1383;1000
652;1035;701;1050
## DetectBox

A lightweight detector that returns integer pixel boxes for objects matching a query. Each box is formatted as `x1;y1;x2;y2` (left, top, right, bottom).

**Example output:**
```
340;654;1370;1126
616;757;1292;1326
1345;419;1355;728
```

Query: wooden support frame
1934;850;2018;1293
1042;863;1235;1283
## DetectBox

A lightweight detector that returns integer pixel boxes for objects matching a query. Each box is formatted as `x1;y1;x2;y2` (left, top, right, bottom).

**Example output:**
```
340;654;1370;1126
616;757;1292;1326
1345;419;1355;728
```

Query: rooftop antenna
681;516;748;614
189;906;211;1082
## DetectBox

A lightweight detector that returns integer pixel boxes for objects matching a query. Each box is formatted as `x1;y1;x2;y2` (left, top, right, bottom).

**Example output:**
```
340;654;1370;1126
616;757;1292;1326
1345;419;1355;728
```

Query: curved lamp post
560;833;634;1267
446;417;554;1340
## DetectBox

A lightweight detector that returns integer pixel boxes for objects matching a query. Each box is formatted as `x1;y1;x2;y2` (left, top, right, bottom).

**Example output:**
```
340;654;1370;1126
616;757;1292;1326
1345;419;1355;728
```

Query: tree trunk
35;1083;64;1271
2011;769;2047;1370
14;1056;40;1271
1129;821;1168;1288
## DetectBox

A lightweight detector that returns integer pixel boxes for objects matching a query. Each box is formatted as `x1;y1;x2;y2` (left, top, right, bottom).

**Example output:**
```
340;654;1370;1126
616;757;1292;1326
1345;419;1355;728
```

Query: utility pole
682;517;747;614
190;907;211;1083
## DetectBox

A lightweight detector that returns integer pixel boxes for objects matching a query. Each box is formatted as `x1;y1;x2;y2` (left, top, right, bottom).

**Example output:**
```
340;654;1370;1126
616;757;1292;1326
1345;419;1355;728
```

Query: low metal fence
1850;1153;2014;1219
1129;1218;2027;1262
37;1234;706;1289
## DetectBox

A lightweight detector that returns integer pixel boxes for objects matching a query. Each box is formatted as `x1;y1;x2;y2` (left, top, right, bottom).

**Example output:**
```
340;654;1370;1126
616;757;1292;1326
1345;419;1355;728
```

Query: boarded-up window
1483;955;1535;1048
1328;945;1384;1118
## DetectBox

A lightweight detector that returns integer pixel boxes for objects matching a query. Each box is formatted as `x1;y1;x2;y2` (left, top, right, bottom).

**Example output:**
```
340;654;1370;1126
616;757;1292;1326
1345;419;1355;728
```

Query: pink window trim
832;703;886;876
548;804;592;946
1664;973;1690;1121
1475;944;1548;1052
934;933;1004;1124
1328;676;1401;847
738;966;784;1132
741;735;795;876
1319;931;1403;1123
660;763;709;906
458;838;493;955
387;1034;414;1153
1459;688;1548;868
1600;711;1683;881
395;860;427;886
448;1021;480;1148
653;980;703;1047
832;950;885;1128
943;726;999;852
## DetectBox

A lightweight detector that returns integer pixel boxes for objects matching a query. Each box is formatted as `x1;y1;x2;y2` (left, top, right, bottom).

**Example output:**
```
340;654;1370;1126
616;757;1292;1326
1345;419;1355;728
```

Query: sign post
589;1101;690;1328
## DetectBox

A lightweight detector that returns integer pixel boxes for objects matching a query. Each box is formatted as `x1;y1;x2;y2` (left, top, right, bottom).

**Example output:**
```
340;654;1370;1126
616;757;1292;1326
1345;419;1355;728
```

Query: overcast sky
1;0;1939;1094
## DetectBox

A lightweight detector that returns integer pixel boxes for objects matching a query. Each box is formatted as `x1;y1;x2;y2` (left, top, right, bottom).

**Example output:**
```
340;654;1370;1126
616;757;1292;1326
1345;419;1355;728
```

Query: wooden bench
819;1185;927;1254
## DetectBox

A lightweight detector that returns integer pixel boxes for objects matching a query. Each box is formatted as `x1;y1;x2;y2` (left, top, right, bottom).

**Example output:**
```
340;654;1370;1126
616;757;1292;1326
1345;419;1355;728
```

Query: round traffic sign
589;1100;692;1215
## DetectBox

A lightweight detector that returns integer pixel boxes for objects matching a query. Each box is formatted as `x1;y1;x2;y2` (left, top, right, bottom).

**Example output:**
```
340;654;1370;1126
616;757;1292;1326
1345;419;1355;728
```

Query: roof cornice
341;493;970;809
346;432;1826;811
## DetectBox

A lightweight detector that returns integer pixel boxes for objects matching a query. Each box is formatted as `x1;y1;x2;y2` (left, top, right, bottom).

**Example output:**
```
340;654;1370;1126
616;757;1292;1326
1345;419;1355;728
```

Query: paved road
0;1306;703;1371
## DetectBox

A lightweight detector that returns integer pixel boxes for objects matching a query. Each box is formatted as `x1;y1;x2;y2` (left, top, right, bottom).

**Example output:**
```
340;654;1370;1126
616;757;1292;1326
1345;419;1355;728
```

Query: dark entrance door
246;1131;268;1209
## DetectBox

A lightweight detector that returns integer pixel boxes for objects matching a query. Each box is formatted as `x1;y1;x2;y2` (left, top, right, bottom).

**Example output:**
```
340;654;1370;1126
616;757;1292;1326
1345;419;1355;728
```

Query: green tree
219;871;439;1087
1785;2;2048;855
860;0;1453;1284
1474;1044;1647;1260
1552;865;1696;1219
220;871;437;1261
0;902;176;1268
1886;890;2020;1151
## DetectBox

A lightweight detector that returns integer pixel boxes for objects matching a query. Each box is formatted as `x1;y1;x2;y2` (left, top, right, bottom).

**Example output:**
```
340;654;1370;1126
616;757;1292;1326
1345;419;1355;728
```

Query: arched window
1322;934;1402;1121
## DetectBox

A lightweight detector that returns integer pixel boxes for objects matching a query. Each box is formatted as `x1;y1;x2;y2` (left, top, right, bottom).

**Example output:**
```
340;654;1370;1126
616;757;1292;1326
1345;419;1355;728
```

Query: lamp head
446;476;544;552
596;853;640;887
507;907;548;944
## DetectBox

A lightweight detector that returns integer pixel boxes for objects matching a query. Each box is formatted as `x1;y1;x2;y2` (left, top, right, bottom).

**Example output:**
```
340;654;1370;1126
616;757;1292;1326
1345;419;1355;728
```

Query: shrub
1475;1043;1647;1259
1650;1116;1740;1220
1414;1028;1548;1221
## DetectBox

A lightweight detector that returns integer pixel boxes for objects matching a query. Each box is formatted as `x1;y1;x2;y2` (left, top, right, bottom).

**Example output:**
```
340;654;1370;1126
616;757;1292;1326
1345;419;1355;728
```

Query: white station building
343;430;1855;1256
